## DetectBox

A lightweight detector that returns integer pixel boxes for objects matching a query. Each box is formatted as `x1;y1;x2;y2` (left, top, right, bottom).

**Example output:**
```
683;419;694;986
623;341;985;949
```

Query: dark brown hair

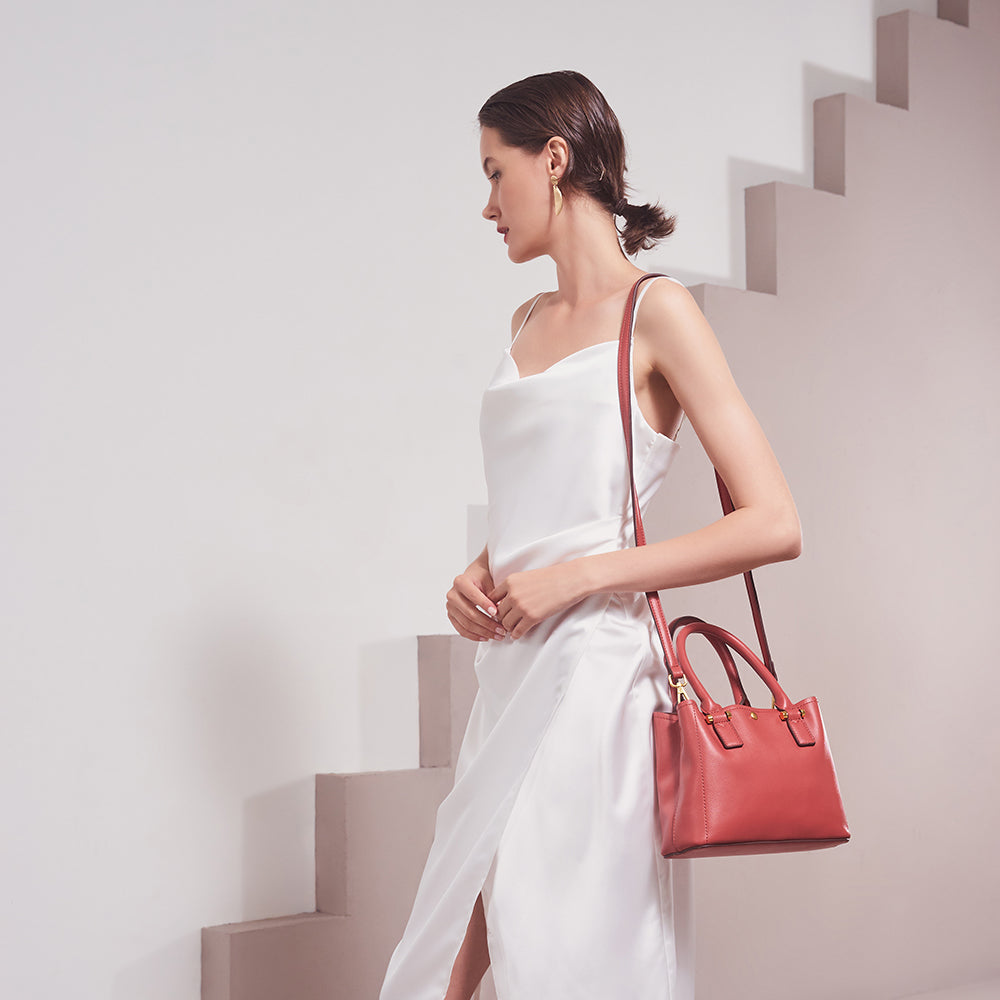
477;70;677;256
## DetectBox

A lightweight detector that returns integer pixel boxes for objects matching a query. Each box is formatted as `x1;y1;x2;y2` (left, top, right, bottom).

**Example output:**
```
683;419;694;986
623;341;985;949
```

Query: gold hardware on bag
668;675;689;702
799;708;805;718
750;711;758;720
779;710;789;721
725;711;732;720
705;714;714;724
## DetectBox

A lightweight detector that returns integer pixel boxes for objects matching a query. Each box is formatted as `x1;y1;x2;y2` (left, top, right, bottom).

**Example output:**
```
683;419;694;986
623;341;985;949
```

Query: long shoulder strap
616;272;776;682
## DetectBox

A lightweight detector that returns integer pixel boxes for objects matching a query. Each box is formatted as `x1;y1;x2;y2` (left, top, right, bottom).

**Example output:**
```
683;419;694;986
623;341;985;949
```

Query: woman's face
480;126;558;263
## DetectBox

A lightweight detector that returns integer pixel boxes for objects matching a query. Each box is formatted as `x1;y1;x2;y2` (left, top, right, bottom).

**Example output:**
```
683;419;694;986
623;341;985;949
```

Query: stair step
202;912;346;1000
895;978;1000;1000
315;765;456;916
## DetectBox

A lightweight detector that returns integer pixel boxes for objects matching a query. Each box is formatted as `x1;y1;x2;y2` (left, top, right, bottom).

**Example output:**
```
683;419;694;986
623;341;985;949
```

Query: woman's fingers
448;611;504;642
448;602;505;642
463;570;498;608
490;590;530;639
447;574;507;642
454;574;500;621
488;570;561;640
496;603;531;640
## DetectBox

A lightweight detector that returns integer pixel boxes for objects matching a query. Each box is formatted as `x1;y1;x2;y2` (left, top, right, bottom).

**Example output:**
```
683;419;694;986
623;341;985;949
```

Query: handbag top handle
616;272;775;686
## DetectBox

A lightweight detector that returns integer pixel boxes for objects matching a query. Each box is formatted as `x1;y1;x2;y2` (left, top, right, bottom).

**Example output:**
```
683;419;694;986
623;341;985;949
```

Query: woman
380;70;801;1000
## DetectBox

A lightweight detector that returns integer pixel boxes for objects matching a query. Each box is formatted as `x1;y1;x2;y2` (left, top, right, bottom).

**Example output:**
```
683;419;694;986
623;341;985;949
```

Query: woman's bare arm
573;278;801;598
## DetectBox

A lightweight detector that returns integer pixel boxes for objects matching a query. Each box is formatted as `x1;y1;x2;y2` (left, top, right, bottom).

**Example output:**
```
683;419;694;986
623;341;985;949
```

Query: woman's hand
487;561;587;641
446;549;508;642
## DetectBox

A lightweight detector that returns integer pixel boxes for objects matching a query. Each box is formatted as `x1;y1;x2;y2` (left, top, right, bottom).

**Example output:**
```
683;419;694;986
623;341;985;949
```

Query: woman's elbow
773;509;803;561
756;503;801;562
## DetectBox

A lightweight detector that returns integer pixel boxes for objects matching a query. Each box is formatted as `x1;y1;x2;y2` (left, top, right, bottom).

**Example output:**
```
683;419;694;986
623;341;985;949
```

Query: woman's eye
490;171;499;181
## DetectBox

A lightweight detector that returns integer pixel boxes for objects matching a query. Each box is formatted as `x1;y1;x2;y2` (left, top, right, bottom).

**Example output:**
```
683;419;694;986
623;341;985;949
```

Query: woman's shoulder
634;273;699;332
633;272;723;377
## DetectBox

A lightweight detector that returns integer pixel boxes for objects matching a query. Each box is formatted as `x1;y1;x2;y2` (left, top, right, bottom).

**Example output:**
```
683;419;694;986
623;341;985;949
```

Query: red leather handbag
618;273;850;858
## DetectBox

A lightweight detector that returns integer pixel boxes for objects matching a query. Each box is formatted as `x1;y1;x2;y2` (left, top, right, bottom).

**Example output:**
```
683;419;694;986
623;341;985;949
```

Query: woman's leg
444;892;490;1000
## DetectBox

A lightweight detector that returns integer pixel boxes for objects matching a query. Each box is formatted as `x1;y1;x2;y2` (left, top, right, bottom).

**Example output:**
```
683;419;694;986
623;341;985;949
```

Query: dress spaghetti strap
510;292;547;347
635;274;688;440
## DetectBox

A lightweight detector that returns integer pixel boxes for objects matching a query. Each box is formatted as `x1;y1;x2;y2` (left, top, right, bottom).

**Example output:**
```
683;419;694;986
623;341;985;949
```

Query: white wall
0;1;939;997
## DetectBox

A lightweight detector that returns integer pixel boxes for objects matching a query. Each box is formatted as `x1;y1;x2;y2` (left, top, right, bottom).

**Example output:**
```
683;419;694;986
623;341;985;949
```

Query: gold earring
551;174;563;216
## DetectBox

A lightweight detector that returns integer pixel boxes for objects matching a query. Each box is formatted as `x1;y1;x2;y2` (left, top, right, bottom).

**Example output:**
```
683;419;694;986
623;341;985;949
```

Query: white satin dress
379;274;695;1000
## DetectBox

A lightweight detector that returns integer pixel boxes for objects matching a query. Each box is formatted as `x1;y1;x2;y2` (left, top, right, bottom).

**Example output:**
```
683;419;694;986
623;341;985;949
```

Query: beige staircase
202;633;498;1000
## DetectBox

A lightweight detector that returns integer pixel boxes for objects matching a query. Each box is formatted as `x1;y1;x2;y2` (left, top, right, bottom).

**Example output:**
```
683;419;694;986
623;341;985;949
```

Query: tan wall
641;7;1000;998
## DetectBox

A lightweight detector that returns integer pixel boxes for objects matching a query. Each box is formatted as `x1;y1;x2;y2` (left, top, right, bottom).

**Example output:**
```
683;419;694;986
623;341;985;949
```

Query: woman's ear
545;135;570;175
